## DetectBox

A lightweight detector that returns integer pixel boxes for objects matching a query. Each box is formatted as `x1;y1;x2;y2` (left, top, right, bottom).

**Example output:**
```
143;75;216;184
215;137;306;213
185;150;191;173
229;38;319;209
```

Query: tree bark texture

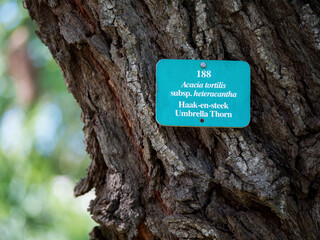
25;0;320;239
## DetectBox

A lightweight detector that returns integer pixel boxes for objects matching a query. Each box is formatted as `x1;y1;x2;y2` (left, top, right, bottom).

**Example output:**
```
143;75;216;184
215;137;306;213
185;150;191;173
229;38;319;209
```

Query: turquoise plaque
156;59;250;127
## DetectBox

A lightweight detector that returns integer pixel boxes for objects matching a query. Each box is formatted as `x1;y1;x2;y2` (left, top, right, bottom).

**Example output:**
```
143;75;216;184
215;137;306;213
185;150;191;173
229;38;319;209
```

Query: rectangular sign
156;59;250;127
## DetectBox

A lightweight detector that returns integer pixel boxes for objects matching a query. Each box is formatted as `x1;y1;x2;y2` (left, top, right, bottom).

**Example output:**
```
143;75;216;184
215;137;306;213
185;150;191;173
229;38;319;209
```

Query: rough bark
25;0;320;239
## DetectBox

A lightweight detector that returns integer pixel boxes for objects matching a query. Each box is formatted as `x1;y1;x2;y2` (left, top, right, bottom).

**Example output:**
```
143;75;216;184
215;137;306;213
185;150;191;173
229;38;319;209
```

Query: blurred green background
0;1;96;239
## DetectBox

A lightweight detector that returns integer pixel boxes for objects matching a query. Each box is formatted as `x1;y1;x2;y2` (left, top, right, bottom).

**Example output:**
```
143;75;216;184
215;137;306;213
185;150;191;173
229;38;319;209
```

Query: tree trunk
25;0;320;239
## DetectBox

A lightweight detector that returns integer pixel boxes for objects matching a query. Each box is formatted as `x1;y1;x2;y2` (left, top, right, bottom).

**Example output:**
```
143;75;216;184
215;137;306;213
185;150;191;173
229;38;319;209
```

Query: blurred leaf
0;1;96;239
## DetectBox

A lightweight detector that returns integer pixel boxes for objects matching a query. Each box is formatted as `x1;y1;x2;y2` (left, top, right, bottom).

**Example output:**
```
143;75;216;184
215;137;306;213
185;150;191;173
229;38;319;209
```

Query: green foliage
0;1;95;239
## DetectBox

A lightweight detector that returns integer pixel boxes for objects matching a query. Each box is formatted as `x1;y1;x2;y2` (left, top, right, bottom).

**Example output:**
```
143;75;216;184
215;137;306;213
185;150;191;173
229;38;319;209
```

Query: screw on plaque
200;62;207;68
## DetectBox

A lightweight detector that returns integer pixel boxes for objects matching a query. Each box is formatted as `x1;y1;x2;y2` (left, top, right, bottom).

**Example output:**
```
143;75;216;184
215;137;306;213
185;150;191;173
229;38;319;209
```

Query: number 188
197;70;211;78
